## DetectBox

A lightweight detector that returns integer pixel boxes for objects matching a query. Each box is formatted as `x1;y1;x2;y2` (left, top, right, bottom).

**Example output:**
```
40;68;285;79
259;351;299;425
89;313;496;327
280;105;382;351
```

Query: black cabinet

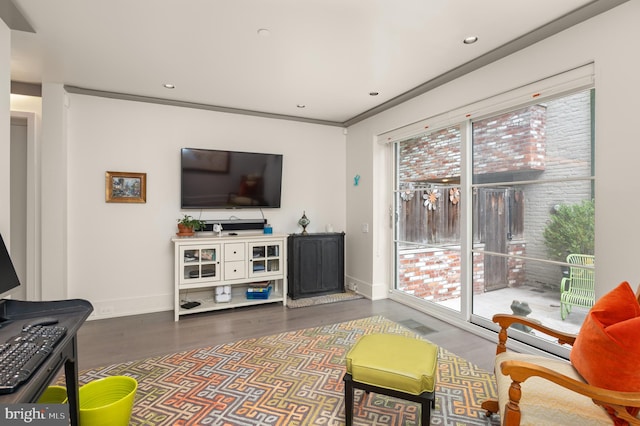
287;232;345;299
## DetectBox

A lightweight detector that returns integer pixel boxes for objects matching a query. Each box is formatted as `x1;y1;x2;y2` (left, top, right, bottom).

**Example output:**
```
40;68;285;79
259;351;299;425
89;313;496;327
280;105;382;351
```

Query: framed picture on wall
105;171;147;203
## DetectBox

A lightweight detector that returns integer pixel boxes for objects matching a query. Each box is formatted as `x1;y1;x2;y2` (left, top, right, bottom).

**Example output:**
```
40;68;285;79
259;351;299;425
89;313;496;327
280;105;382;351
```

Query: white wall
55;94;345;318
345;1;640;299
40;84;68;300
10;116;27;300
0;22;11;264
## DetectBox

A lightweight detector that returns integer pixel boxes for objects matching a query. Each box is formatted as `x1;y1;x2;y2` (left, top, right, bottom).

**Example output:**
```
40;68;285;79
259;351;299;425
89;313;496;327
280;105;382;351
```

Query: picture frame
105;171;147;203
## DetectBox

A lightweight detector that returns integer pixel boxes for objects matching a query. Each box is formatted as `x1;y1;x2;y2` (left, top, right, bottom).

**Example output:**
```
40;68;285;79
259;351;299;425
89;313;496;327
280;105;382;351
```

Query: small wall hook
354;174;361;186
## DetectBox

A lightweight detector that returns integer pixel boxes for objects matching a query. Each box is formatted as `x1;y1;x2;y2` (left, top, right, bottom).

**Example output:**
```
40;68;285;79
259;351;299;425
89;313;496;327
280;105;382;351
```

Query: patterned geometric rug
69;316;500;425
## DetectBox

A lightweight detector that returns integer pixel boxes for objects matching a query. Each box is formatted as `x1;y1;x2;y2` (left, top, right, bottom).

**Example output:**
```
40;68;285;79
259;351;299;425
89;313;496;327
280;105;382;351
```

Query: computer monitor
0;233;21;299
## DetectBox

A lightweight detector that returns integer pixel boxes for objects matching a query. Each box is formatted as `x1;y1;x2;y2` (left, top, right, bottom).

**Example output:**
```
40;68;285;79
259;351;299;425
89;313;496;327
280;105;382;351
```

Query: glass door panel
249;242;283;278
179;244;221;283
394;125;462;313
470;90;594;347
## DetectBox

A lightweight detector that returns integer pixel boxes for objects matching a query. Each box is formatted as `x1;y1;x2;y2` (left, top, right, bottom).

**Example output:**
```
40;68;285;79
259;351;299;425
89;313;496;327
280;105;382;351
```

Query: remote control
181;301;201;309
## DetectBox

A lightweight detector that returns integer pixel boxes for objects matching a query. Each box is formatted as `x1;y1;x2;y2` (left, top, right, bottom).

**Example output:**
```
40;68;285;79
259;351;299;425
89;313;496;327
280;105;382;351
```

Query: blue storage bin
246;286;272;299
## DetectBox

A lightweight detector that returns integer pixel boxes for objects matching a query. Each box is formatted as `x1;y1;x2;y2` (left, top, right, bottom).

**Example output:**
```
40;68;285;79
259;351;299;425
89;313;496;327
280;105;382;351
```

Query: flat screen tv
181;148;283;209
0;233;21;298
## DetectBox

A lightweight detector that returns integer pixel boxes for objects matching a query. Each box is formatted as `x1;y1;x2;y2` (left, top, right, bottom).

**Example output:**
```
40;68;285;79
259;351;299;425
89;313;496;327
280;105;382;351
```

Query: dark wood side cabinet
287;232;345;299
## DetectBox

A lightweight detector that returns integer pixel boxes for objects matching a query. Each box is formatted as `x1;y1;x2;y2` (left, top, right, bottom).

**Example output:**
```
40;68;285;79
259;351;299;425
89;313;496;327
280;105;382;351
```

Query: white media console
172;233;288;321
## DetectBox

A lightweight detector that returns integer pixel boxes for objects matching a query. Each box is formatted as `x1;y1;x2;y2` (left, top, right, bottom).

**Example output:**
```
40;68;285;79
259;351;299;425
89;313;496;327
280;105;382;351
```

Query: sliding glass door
391;85;595;353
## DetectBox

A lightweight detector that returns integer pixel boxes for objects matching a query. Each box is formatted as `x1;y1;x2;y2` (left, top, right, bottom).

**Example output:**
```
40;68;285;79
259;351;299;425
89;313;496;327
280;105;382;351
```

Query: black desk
0;298;93;426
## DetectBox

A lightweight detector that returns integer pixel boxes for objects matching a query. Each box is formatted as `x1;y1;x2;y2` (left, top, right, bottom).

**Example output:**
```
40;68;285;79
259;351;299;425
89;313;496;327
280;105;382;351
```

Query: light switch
361;223;369;233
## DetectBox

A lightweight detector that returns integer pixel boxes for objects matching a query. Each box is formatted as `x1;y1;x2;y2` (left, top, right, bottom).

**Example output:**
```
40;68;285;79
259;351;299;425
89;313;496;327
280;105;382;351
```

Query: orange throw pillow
570;281;640;425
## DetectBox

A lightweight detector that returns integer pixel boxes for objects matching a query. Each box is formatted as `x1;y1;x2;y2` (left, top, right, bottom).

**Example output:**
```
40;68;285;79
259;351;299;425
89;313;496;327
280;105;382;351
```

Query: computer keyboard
0;324;67;394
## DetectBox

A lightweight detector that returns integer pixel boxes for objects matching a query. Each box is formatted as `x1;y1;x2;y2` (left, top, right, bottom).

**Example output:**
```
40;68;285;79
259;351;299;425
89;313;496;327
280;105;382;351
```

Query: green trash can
38;385;68;404
78;376;137;426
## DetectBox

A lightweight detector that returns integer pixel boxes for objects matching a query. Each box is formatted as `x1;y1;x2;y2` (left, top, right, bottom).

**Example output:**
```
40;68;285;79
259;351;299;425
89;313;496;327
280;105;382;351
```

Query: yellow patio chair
560;254;595;320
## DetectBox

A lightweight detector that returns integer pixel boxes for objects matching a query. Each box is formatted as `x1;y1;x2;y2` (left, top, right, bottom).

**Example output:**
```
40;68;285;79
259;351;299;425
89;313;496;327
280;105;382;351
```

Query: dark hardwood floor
76;298;497;372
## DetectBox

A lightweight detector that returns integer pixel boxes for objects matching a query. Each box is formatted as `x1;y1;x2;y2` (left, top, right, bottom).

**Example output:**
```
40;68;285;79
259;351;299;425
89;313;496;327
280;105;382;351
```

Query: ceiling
4;0;627;126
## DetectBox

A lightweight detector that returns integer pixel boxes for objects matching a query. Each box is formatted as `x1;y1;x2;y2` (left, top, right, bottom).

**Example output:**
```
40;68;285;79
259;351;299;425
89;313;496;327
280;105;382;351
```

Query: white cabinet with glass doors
172;234;287;321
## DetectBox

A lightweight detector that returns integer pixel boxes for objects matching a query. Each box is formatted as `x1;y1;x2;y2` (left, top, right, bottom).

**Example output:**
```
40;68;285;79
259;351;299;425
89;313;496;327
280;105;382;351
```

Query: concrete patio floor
438;284;587;336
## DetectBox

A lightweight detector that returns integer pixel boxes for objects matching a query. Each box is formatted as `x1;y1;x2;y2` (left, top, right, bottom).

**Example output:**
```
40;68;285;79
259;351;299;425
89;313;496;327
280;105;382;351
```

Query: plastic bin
38;385;68;404
78;376;137;426
246;285;272;299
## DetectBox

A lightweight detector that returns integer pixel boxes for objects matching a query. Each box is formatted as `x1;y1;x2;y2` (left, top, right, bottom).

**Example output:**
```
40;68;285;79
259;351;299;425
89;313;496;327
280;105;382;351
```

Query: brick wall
520;92;592;289
398;247;465;300
398;241;526;301
473;106;546;175
398;105;546;183
399;126;460;182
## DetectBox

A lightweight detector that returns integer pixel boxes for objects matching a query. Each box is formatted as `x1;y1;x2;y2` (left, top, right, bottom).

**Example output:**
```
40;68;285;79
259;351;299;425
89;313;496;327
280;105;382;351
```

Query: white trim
378;63;594;145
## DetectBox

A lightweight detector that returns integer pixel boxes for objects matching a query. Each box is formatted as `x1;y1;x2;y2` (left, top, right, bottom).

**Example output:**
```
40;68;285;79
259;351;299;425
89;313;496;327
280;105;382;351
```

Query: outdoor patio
438;284;587;336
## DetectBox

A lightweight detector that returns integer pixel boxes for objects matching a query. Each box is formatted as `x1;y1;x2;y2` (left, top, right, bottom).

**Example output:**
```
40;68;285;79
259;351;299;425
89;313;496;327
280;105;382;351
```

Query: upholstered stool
343;333;438;425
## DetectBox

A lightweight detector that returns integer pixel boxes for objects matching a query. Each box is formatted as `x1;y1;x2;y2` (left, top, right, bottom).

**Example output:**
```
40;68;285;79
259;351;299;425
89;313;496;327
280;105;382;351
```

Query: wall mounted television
181;148;283;209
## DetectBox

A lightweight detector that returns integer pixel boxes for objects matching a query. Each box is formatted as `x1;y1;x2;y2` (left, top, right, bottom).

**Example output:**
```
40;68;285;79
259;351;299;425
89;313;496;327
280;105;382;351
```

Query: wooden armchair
481;286;640;426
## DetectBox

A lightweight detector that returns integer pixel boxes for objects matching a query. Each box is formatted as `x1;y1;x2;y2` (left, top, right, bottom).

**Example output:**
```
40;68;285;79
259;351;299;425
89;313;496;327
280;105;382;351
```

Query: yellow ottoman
343;333;438;425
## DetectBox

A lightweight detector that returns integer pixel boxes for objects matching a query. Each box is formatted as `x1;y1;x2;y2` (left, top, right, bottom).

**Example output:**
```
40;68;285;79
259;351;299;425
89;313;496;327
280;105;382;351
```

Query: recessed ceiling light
163;83;175;89
369;92;379;96
463;36;478;45
257;28;271;37
296;104;306;108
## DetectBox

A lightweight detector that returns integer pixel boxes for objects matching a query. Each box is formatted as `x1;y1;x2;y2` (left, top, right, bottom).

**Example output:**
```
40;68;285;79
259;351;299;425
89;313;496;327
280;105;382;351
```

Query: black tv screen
0;233;20;298
181;148;283;209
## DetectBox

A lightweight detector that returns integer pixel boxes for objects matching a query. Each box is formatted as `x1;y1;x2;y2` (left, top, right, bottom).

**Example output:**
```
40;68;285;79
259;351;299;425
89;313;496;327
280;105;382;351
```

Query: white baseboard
89;294;172;320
